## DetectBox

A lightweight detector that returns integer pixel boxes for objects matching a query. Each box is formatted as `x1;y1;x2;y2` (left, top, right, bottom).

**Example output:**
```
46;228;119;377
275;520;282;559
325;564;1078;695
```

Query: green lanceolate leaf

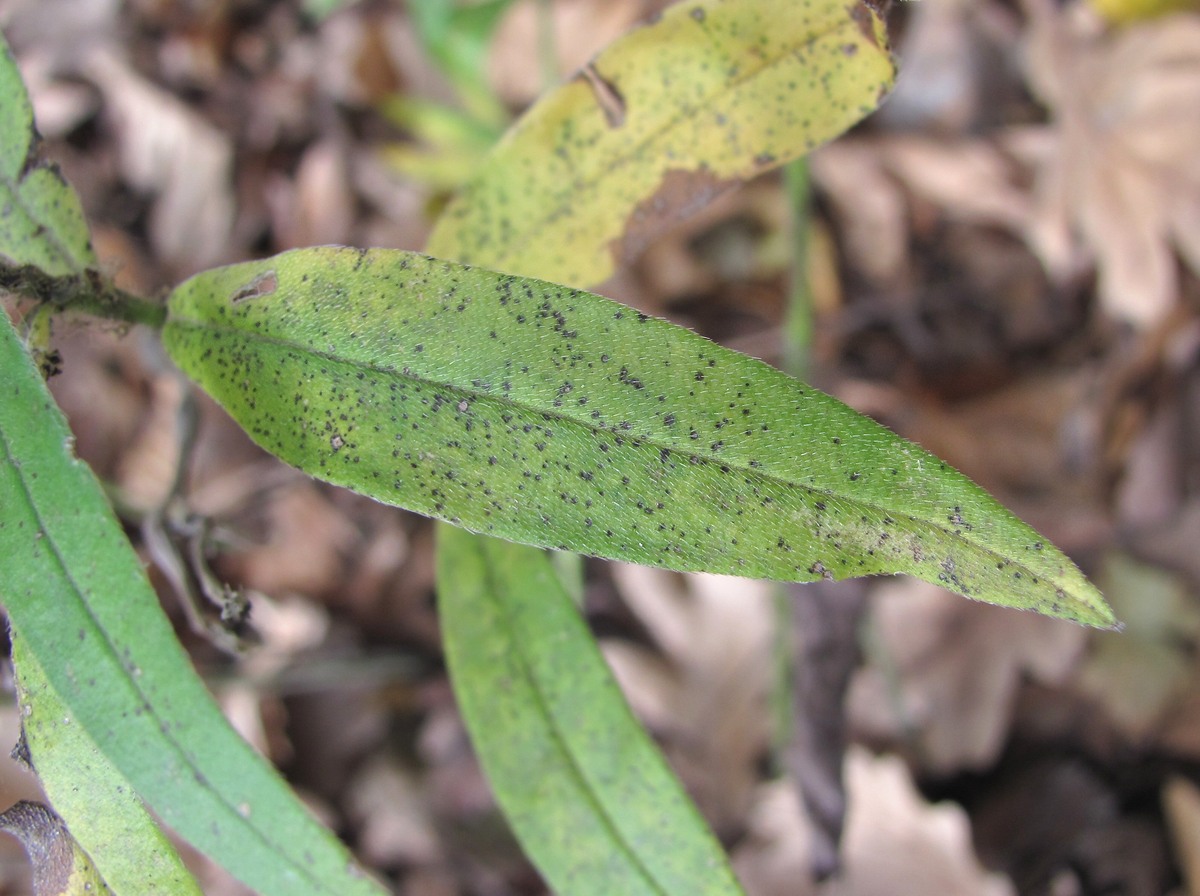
438;528;744;895
427;0;895;287
0;30;95;275
163;247;1114;627
0;311;387;896
10;631;202;896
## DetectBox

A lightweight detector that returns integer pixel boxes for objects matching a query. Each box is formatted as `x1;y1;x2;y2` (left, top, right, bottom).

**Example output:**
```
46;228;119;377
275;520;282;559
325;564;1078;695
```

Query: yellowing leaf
428;0;895;286
1088;0;1200;23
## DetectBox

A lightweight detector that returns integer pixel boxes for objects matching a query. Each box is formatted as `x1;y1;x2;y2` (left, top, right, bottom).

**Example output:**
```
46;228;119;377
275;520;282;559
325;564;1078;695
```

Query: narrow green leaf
427;0;895;287
163;247;1114;627
0;801;112;896
0;30;95;275
10;630;202;896
0;312;387;896
437;527;744;895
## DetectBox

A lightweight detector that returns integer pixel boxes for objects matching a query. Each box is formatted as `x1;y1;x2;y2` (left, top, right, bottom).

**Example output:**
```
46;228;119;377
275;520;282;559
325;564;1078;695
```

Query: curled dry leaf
1022;0;1200;326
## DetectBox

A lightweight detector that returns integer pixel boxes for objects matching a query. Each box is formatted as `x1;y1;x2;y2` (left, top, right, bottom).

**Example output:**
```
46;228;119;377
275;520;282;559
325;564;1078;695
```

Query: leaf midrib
477;548;674;896
168;315;1061;591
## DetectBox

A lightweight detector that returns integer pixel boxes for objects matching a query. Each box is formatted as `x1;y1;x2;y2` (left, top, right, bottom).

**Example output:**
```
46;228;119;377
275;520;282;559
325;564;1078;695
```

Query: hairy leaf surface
164;247;1113;627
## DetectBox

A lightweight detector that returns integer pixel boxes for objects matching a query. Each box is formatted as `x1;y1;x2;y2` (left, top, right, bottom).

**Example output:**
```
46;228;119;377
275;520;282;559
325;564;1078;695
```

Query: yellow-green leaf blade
0;31;95;275
163;247;1114;627
427;0;894;286
438;528;745;895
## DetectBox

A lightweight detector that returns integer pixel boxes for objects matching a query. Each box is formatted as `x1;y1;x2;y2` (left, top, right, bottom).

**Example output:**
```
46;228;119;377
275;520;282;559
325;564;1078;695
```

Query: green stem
781;159;812;379
0;263;166;329
770;157;812;770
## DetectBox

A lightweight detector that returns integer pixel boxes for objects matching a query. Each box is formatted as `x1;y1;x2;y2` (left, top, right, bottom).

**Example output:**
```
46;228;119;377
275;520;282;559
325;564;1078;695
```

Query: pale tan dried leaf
82;47;235;272
607;564;775;828
885;136;1033;232
809;142;910;287
1073;554;1200;743
1164;776;1200;895
822;748;1015;896
266;140;355;250
731;781;815;896
876;0;977;131
114;371;186;513
344;756;441;869
1023;3;1200;326
850;580;1087;775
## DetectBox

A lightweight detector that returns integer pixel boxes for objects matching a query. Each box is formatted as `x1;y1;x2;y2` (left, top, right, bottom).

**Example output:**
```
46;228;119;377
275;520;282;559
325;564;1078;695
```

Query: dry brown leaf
1072;554;1200;744
82;47;235;273
809;142;910;288
1022;1;1200;326
849;579;1087;775
229;482;361;598
822;748;1015;896
731;781;816;896
884;136;1033;233
605;565;775;832
1163;775;1200;895
265;140;355;250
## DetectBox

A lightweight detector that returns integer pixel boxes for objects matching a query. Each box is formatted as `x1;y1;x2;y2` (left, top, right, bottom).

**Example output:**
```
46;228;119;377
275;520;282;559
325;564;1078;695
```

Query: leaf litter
4;0;1200;894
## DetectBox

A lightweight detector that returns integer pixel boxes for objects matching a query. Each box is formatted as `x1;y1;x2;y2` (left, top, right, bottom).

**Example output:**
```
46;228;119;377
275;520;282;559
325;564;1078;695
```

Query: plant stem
781;159;812;379
770;157;813;769
0;263;166;329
